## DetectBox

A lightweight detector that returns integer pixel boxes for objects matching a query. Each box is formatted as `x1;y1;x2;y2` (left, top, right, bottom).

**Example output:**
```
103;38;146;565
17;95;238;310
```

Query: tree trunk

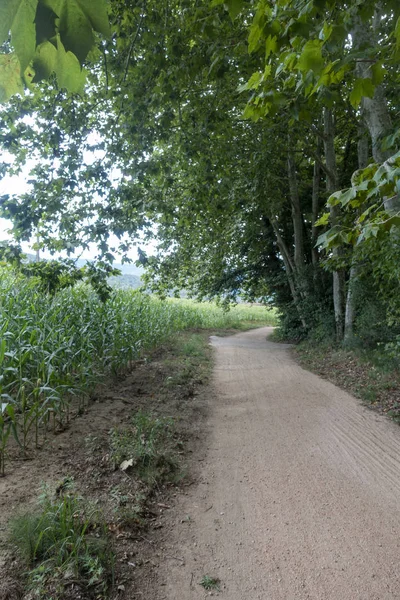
270;218;307;329
311;134;322;269
344;125;369;345
351;13;392;164
287;144;304;273
323;107;345;342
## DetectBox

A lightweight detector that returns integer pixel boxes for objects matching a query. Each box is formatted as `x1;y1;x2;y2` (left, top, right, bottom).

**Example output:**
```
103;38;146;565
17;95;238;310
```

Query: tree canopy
1;0;400;344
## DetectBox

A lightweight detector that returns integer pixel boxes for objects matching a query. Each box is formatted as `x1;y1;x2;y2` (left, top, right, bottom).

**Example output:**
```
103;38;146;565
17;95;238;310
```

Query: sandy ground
155;327;400;600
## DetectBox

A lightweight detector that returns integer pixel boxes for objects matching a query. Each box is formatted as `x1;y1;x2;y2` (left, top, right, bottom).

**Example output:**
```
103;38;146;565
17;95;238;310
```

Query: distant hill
108;273;143;290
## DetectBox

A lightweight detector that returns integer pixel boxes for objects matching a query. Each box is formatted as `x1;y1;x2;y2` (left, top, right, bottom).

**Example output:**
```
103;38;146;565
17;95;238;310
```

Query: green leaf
371;61;386;86
326;190;343;206
0;53;23;102
66;0;110;37
38;0;109;63
32;37;85;92
315;212;330;227
395;16;400;50
54;37;86;93
8;0;37;72
238;71;262;92
358;204;378;223
57;0;95;63
316;230;331;249
0;339;6;365
242;103;264;121
248;25;262;54
297;40;324;76
338;186;357;207
319;21;333;42
31;40;58;81
0;0;38;46
349;78;375;109
226;0;244;21
265;35;277;60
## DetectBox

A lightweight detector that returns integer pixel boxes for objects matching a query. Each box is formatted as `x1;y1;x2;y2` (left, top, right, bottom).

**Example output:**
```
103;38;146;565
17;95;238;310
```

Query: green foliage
243;0;400;116
110;411;178;484
0;248;120;299
1;0;400;350
0;54;23;102
21;258;85;294
350;78;375;109
0;0;110;101
0;267;271;473
0;240;24;266
10;484;114;598
199;575;220;591
317;150;400;252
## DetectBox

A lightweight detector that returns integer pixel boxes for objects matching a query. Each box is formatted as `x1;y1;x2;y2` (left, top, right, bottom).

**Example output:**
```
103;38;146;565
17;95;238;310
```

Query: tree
1;0;400;345
0;0;110;101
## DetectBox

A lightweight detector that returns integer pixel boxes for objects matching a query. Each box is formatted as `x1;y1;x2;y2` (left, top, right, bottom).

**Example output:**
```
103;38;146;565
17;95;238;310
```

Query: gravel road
157;327;400;599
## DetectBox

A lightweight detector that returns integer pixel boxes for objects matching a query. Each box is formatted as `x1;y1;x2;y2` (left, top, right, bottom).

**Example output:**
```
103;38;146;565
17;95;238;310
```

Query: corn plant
0;267;276;473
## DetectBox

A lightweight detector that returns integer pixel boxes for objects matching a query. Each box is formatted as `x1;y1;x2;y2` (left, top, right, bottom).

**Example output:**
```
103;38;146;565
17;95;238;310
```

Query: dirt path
156;327;400;600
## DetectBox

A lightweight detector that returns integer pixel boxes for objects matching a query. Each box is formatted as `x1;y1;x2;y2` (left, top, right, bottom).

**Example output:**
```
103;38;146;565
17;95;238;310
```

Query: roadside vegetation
10;483;114;599
1;300;269;598
0;266;275;476
276;268;400;424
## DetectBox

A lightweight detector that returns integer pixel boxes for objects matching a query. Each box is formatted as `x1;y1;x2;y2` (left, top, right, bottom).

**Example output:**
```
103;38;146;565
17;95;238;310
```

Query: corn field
0;269;276;474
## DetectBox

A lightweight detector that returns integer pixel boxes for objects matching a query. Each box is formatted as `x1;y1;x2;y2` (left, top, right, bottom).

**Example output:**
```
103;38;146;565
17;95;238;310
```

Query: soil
3;326;400;599
0;330;214;599
153;327;400;599
295;343;400;422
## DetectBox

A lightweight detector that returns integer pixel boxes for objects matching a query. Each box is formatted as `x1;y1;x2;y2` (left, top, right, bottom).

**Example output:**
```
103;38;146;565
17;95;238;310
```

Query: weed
10;485;114;598
199;575;220;591
180;335;208;358
110;411;180;485
110;487;146;526
360;386;377;404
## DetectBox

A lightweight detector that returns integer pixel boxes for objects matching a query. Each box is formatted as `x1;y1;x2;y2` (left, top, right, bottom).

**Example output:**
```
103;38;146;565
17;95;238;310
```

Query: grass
110;411;180;485
199;575;221;591
10;483;114;599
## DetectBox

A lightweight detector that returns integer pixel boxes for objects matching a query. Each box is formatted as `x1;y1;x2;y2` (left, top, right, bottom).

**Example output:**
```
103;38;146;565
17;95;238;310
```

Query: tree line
1;0;400;346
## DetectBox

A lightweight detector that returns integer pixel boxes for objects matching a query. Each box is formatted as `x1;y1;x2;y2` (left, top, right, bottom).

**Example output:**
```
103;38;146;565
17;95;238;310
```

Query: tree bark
351;13;392;164
344;124;369;345
270;218;307;329
287;144;304;273
311;134;322;269
323;107;345;342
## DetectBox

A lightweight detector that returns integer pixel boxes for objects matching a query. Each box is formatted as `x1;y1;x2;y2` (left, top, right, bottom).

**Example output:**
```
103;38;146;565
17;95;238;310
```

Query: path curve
157;327;400;599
